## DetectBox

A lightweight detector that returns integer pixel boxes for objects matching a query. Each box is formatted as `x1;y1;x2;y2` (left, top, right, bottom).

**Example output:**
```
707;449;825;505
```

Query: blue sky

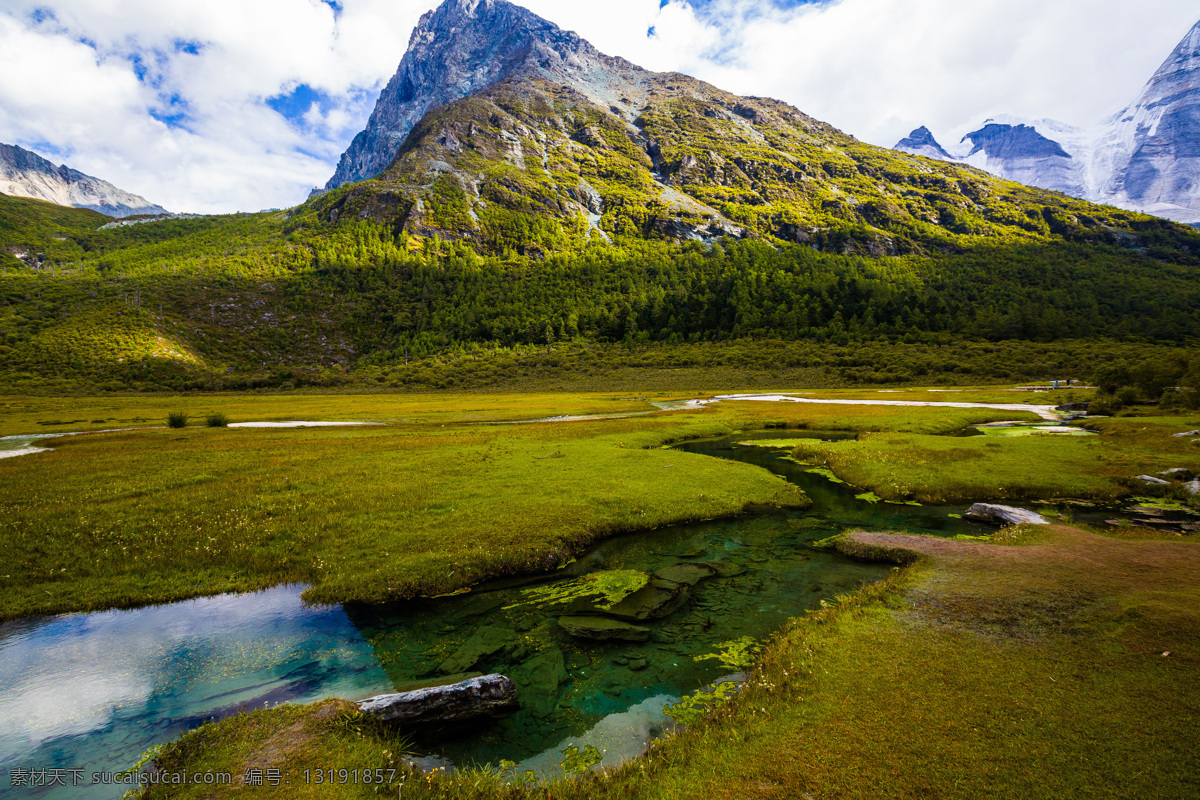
0;0;1196;213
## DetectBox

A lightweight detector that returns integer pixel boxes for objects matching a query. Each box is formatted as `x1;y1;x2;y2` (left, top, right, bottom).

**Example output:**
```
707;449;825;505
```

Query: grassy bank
141;523;1200;799
0;391;1140;620
787;413;1200;503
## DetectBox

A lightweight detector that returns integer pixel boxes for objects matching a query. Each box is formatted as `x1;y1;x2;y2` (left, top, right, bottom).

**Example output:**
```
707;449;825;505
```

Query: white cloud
0;0;1196;213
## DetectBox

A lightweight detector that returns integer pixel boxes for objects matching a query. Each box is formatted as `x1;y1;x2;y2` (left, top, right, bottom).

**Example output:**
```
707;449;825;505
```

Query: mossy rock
557;616;651;642
437;625;515;674
600;578;691;621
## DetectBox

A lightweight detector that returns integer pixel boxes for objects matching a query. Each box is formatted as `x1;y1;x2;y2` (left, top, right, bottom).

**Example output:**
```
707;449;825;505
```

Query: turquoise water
0;431;1002;797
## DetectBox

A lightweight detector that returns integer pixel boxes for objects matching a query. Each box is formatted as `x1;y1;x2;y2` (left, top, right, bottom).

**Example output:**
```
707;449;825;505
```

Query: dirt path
713;394;1061;421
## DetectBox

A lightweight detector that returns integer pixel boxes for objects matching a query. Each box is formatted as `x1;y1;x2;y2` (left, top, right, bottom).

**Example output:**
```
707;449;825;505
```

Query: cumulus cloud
0;0;1196;213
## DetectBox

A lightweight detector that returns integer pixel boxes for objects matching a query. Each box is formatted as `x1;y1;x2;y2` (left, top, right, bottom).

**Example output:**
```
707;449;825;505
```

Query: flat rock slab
1172;430;1200;438
558;615;651;642
357;674;518;726
654;563;718;586
964;503;1049;526
601;578;690;621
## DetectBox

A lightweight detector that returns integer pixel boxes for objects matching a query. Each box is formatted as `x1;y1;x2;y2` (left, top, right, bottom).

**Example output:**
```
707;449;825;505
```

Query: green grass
0;396;816;620
141;524;1200;800
787;414;1200;503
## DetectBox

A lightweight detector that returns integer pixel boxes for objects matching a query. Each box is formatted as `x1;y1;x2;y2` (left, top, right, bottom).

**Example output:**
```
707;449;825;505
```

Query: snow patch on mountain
894;18;1200;224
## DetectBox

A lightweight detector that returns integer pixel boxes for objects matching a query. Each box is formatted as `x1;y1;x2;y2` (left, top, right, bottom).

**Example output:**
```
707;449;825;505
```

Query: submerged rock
701;558;746;578
437;625;515;674
358;674;518;726
963;503;1049;526
558;616;651;642
654;563;718;586
601;578;690;621
512;648;568;718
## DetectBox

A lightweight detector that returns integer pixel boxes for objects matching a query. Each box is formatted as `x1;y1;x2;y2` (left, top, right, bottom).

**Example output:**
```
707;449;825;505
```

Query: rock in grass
1186;479;1200;496
558;615;651;642
654;562;718;586
1137;475;1172;486
1171;430;1200;438
358;674;518;726
1158;468;1195;481
964;503;1049;526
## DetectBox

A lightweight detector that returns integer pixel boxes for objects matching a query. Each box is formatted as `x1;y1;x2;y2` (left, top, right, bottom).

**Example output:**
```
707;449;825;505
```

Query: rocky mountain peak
0;142;166;218
323;0;627;191
894;126;952;160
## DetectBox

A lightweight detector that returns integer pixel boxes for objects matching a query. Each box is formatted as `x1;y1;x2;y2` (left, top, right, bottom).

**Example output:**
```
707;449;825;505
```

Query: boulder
1137;475;1171;486
1187;480;1200;496
963;503;1049;526
357;674;518;726
654;563;718;586
557;616;651;642
602;579;690;621
1158;468;1195;481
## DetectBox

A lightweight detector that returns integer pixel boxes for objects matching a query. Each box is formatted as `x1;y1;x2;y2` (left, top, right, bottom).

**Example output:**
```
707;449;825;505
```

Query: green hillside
1;72;1199;394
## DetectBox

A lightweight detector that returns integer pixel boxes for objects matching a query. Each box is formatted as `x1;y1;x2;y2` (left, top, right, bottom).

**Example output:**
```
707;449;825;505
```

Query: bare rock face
357;674;518;726
0;143;166;218
963;503;1049;526
324;0;640;190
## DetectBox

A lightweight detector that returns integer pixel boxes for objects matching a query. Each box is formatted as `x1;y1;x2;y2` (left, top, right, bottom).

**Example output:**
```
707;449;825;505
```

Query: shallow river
0;431;1046;797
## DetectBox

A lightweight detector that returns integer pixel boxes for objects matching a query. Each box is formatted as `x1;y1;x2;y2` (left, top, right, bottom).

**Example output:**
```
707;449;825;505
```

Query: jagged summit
894;126;951;160
323;0;643;191
0;143;166;218
893;16;1200;223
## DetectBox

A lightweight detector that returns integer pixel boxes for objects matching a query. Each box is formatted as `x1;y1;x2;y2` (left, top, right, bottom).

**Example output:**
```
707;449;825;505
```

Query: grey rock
1159;467;1195;481
1137;475;1172;486
557;615;651;642
963;503;1050;526
1186;479;1200;495
358;674;518;725
0;142;166;218
1172;430;1200;438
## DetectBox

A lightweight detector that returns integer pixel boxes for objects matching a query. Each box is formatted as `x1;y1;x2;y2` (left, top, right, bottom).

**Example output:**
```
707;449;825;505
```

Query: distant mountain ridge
894;18;1200;224
0;143;166;218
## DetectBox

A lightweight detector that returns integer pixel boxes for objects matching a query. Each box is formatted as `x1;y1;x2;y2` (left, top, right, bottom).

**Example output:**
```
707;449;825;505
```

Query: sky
0;0;1197;214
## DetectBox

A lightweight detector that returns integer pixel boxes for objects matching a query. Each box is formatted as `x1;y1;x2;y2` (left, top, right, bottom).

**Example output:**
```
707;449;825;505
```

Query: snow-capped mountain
0;143;166;218
895;18;1200;224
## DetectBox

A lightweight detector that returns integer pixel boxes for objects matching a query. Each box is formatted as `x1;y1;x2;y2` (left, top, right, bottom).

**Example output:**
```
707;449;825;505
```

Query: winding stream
1;427;1015;799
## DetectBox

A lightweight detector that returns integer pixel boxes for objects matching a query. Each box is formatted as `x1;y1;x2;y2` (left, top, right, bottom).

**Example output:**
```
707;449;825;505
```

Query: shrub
167;411;188;428
205;412;229;428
